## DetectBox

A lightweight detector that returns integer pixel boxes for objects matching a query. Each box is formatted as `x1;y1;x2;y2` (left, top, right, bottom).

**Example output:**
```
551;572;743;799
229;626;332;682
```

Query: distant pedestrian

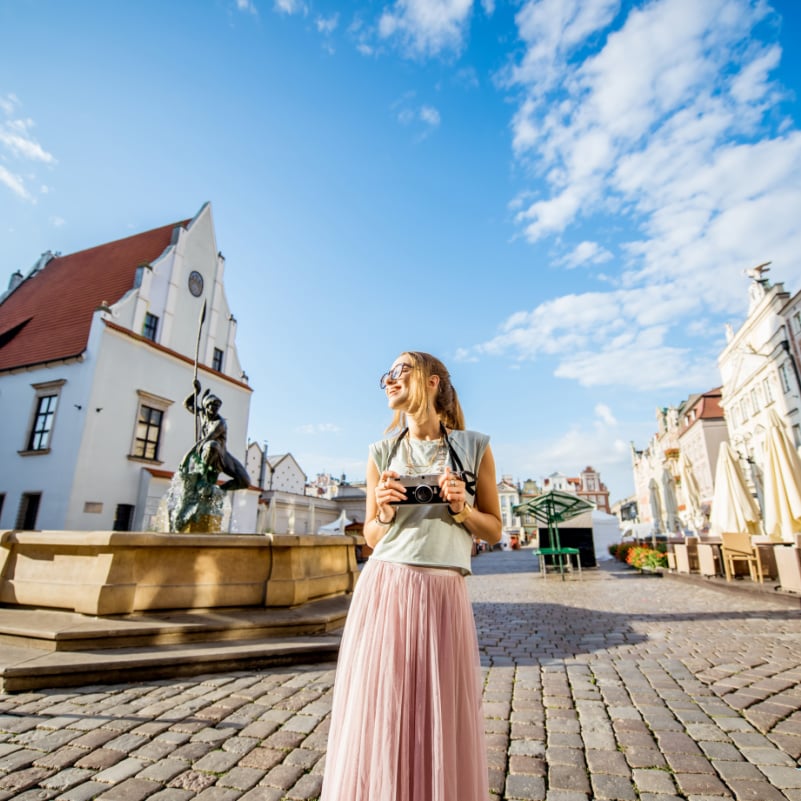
320;351;502;801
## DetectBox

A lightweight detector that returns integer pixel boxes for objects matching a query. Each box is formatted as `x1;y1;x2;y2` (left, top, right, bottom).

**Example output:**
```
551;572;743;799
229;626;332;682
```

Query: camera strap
384;423;477;497
441;424;477;498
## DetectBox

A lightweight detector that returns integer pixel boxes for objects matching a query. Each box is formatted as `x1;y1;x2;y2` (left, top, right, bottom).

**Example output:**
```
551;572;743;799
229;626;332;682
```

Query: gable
0;220;187;372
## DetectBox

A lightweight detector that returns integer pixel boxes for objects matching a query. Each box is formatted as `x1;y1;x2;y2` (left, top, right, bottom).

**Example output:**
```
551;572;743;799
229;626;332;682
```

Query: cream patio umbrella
661;467;681;534
647;478;663;547
678;452;703;532
762;408;801;542
709;442;761;537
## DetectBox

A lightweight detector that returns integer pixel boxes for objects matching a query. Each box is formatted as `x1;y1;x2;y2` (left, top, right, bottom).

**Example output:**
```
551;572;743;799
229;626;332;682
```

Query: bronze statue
167;379;249;532
181;380;250;491
165;299;250;532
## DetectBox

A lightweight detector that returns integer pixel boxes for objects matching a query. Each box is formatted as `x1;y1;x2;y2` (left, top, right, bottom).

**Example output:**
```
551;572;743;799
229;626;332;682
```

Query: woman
321;351;502;801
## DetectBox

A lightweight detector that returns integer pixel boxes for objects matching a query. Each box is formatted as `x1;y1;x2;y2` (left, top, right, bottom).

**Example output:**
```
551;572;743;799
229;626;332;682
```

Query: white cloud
0;98;56;201
393;94;442;139
316;13;339;35
379;0;474;57
465;279;728;390
508;0;783;228
506;0;620;95
595;403;617;427
0;93;19;115
0;165;31;201
236;0;258;14
0;125;56;163
274;0;305;15
419;105;441;127
297;423;343;434
559;240;613;269
470;0;800;397
49;216;66;227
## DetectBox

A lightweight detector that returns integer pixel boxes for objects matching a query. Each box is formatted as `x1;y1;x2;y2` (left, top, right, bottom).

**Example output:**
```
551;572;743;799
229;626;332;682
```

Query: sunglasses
379;363;412;389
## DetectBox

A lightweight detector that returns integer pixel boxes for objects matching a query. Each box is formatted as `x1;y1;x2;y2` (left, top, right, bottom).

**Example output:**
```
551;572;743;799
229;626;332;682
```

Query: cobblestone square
1;550;801;800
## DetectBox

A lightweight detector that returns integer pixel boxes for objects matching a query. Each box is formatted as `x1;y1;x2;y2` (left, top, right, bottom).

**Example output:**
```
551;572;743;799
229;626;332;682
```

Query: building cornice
103;320;252;392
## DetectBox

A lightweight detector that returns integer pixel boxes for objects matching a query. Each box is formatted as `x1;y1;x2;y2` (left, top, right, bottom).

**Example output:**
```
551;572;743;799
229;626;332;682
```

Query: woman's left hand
440;468;465;513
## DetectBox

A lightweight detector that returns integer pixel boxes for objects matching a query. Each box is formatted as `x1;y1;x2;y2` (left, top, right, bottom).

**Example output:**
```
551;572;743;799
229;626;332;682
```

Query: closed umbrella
647;478;663;548
661;467;681;534
648;479;663;534
678;452;703;531
709;442;761;536
762;408;801;542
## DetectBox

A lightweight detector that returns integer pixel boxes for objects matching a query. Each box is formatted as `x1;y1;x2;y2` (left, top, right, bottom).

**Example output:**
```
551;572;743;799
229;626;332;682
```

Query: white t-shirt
368;429;489;575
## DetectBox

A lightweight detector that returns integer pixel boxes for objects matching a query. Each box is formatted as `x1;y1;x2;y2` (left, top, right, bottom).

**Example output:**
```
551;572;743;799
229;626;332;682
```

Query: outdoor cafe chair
720;531;765;583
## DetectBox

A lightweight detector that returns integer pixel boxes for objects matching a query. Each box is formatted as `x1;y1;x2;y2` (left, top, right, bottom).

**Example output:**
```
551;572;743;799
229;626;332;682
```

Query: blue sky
3;0;801;503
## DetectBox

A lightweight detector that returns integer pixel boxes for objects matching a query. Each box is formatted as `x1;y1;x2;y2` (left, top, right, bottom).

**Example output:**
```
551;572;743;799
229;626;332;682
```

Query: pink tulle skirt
321;558;488;801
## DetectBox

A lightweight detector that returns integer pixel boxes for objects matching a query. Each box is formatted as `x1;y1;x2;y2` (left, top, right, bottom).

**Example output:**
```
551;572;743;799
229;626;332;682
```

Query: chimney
7;270;23;291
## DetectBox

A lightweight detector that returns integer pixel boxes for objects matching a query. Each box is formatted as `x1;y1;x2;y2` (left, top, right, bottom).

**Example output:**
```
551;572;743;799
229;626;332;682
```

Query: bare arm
364;455;399;549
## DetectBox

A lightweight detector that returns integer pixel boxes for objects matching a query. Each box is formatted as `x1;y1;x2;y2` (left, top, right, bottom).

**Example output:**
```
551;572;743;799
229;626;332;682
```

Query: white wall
0;356;94;529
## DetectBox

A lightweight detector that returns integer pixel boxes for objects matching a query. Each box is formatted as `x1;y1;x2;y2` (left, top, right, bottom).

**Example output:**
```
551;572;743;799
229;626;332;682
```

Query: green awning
513;489;595;527
513;490;595;551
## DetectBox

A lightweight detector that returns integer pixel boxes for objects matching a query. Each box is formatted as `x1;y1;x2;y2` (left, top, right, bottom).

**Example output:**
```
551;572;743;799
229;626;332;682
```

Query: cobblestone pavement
2;550;801;800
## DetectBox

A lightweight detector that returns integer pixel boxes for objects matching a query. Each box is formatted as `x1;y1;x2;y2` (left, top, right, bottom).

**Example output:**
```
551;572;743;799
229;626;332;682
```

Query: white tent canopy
591;510;623;561
318;511;353;535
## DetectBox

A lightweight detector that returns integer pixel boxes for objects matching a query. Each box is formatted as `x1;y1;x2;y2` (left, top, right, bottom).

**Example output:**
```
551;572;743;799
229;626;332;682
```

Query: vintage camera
392;473;461;505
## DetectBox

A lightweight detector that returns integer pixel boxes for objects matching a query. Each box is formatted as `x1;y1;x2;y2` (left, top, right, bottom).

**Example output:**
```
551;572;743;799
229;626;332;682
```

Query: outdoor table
535;546;582;580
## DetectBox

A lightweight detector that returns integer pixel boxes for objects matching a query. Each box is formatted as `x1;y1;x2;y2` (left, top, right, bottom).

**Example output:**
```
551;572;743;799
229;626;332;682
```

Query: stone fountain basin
0;531;360;616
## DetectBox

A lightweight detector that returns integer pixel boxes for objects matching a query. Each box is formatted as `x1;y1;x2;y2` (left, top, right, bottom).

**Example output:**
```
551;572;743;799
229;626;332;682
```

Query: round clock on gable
188;270;204;297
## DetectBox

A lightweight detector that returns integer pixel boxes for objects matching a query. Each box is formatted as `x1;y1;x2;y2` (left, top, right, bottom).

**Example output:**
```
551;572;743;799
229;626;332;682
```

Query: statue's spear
193;299;207;443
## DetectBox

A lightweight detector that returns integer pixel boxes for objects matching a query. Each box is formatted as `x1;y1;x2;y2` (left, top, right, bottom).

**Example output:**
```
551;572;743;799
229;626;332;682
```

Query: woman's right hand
375;471;403;520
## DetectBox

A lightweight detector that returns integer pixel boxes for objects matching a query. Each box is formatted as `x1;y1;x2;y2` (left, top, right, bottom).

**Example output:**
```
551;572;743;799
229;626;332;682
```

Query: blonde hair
386;351;465;432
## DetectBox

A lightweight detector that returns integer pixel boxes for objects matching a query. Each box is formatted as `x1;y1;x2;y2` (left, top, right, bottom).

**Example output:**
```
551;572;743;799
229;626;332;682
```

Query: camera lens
414;484;434;503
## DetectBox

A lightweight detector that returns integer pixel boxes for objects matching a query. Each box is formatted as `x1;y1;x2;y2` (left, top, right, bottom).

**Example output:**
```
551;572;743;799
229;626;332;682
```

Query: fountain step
0;596;347;692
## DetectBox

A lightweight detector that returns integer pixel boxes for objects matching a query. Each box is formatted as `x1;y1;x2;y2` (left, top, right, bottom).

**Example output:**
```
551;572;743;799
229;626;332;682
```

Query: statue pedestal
180;515;223;533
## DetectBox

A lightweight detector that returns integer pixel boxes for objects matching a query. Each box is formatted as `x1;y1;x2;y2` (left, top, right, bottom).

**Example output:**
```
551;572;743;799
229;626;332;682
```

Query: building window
129;390;173;464
22;379;66;454
780;364;792;393
763;377;774;403
134;405;163;460
28;394;58;451
212;348;224;372
750;388;760;415
16;492;41;530
113;504;135;531
134;263;152;288
142;312;159;342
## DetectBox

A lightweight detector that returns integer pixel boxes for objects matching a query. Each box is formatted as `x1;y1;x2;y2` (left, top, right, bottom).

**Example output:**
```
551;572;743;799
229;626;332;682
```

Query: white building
497;475;523;548
719;269;801;501
676;389;729;526
0;203;259;532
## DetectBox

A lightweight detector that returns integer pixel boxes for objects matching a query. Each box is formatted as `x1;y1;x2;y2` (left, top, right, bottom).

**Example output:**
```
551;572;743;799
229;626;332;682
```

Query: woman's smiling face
383;356;412;408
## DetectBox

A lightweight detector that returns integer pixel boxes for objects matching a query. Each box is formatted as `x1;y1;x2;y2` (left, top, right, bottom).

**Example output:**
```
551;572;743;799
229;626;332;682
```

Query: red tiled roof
0;220;188;372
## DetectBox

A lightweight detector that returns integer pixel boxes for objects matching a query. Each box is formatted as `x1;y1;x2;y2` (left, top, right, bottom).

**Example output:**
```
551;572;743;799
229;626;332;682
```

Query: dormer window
212;348;224;372
134;263;151;288
142;313;159;342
